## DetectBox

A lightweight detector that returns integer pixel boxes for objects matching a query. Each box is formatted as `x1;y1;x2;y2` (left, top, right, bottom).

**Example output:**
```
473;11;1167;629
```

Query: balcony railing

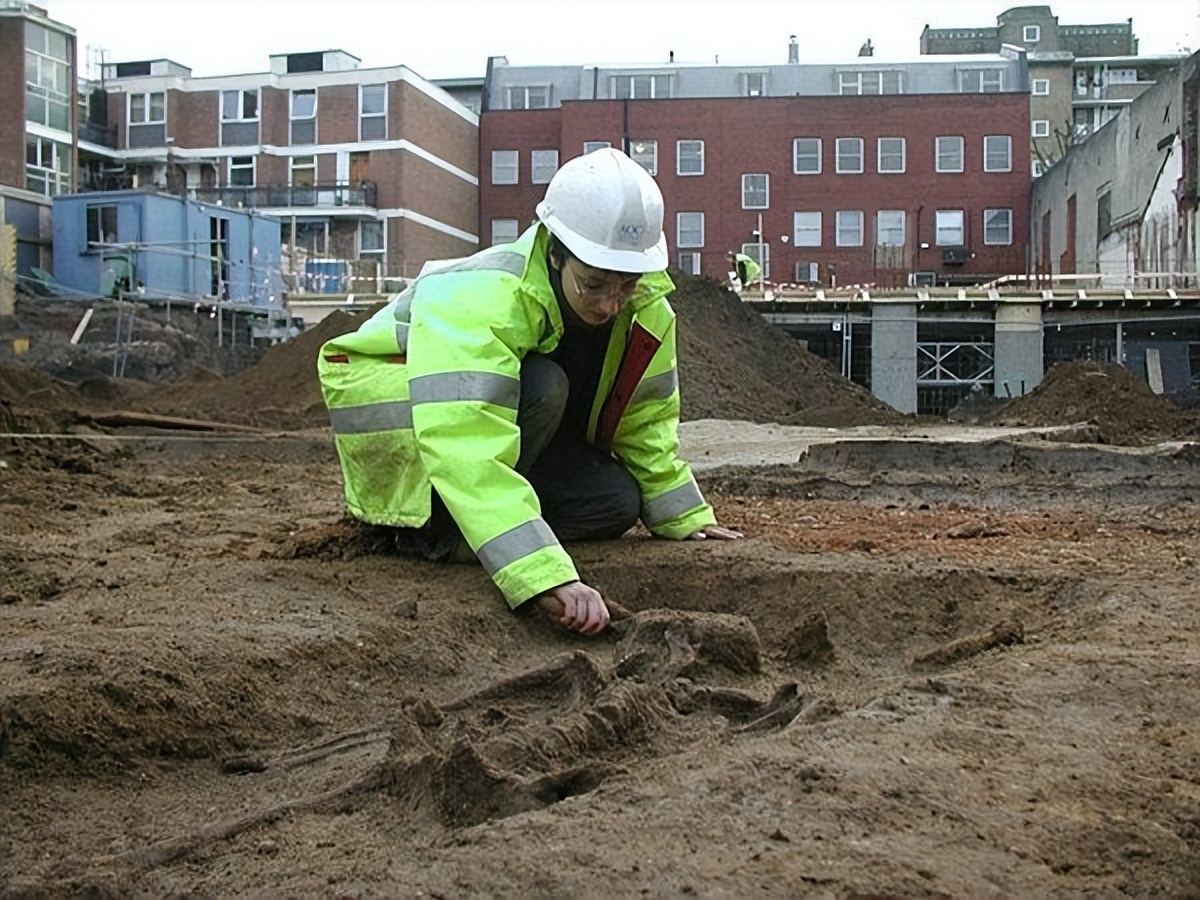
79;120;118;148
192;181;378;211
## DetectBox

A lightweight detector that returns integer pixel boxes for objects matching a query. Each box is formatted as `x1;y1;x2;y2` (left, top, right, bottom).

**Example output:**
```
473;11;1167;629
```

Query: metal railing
192;181;378;211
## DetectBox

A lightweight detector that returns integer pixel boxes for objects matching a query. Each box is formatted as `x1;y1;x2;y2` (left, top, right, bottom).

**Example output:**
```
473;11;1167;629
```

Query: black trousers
405;354;641;559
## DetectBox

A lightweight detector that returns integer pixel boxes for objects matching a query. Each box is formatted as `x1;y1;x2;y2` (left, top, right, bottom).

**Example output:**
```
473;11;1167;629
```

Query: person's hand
686;525;744;541
539;581;611;636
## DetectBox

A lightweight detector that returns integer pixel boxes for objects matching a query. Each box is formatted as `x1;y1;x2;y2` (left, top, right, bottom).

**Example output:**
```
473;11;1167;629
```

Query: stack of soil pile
980;360;1200;445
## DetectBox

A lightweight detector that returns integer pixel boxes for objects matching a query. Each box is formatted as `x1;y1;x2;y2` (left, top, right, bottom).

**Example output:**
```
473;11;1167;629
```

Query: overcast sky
42;0;1200;82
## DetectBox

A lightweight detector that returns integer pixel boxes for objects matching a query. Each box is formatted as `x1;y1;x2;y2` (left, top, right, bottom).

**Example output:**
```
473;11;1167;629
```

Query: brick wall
317;84;359;145
482;94;1032;285
389;216;476;277
261;87;288;147
256;154;287;188
0;19;26;188
395;81;477;175
170;89;218;149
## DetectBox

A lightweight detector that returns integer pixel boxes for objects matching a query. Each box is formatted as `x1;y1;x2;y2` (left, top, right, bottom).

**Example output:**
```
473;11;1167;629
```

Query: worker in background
318;148;742;637
727;250;762;293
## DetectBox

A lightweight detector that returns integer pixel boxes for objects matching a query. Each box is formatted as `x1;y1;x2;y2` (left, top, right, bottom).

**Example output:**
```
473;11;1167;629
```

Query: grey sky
43;0;1200;83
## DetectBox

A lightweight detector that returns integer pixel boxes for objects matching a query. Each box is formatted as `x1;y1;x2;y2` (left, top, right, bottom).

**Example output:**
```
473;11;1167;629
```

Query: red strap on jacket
595;321;662;452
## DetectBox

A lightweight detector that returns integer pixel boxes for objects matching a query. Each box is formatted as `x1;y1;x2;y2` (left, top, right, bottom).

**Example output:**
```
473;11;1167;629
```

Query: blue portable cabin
51;190;284;309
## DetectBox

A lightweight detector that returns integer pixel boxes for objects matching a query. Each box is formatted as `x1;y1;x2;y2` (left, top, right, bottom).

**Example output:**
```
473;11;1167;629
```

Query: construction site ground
1;277;1198;898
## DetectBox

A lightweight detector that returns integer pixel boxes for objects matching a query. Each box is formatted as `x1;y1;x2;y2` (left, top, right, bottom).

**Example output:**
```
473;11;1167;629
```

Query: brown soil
1;283;1198;898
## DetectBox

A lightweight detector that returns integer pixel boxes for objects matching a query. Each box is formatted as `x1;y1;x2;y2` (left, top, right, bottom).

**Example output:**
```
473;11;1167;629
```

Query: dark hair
548;235;575;269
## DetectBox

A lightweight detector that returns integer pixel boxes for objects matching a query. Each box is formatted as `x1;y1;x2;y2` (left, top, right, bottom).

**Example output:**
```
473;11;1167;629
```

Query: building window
677;140;704;175
984;135;1012;172
491;149;519;185
290;89;317;144
793;138;821;174
876;210;905;247
1023;24;1041;43
24;21;71;132
984;208;1013;245
1106;68;1138;85
583;141;610;154
793;211;821;247
1032;159;1045;178
740;242;769;279
877;137;906;173
741;173;768;209
677;251;701;275
610;74;671;99
86;204;118;246
838;70;904;95
743;72;767;96
359;220;385;259
127;91;167;148
1032;119;1051;138
507;85;550;109
936;209;964;245
491;219;519;246
220;88;259;146
228;155;255;187
629;140;657;175
836;137;864;174
936;136;964;173
677;212;704;248
290;155;315;196
531;149;559;184
25;135;70;196
959;68;1004;93
360;84;386;141
1032;78;1050;96
1073;107;1092;137
836;210;864;247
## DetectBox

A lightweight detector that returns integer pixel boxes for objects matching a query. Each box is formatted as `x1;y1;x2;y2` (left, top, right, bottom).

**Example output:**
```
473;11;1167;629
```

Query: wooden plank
89;411;265;433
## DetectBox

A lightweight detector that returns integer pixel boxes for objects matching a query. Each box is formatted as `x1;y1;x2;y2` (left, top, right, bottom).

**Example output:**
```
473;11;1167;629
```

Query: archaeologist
318;148;742;637
727;250;761;293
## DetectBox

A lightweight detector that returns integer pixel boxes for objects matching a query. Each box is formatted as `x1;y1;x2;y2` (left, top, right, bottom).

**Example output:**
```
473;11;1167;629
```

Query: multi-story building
480;47;1032;288
921;4;1188;176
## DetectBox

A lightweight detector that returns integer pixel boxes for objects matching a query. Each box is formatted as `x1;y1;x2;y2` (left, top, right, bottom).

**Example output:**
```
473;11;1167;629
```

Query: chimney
788;34;799;64
669;50;675;63
858;38;874;57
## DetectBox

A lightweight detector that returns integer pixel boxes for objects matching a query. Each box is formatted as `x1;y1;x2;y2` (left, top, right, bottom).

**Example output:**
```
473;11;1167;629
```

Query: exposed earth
1;275;1198;898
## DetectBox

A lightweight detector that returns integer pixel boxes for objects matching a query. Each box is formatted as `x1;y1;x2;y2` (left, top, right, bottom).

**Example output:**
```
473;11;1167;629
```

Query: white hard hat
536;147;668;274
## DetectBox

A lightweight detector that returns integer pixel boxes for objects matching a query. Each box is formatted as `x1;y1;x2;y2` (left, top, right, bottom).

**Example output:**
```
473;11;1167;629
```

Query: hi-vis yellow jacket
317;224;715;607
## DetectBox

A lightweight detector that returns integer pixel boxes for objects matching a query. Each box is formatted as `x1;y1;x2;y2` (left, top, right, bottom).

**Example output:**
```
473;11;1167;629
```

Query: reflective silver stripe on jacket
476;518;560;576
630;368;678;406
409;371;521;409
329;400;413;435
641;480;705;527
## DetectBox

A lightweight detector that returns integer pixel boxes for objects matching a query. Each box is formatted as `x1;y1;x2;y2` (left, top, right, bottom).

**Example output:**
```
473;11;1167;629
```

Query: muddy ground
1;280;1199;898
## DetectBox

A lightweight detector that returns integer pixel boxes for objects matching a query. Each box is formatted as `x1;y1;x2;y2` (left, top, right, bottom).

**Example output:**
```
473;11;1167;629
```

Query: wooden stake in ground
908;620;1025;670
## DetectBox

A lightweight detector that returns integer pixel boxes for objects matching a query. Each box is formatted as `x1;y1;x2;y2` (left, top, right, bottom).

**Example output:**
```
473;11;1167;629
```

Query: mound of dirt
980;360;1200;445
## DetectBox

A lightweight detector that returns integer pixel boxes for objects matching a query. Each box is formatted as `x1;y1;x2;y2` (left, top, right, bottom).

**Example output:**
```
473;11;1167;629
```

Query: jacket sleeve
405;272;578;607
610;316;716;539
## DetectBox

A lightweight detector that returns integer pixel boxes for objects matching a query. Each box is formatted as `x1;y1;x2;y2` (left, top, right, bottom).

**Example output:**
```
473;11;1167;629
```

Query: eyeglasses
564;259;640;302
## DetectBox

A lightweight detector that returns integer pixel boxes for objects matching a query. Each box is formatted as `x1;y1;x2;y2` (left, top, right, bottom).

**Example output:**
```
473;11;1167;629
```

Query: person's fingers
581;597;609;635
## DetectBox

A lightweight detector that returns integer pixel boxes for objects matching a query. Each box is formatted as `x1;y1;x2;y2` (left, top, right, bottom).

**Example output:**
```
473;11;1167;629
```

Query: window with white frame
531;149;559;184
360;84;386;141
24;21;71;131
491;219;519;246
220;88;259;146
127;91;166;148
1032;78;1050;96
877;137;905;173
676;211;704;248
677;252;701;275
25;135;70;197
743;72;767;96
984;208;1012;245
836;210;863;247
793;211;821;247
741;173;768;209
1106;68;1138;84
86;203;119;246
936;209;964;245
836;137;864;174
984;135;1012;172
838;70;904;95
793;138;821;174
1032;119;1051;138
610;74;671;99
583;141;610;154
629;140;657;175
1032;159;1045;177
959;68;1004;93
491;149;519;185
359;220;385;259
1023;24;1040;43
228;155;255;187
876;210;905;247
740;242;769;279
290;88;317;145
290;155;315;190
677;140;704;175
507;85;550;109
936;136;964;173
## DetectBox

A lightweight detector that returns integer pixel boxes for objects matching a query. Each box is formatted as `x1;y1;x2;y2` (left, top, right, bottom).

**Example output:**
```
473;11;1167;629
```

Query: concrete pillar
993;301;1043;399
0;223;16;318
870;301;917;414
